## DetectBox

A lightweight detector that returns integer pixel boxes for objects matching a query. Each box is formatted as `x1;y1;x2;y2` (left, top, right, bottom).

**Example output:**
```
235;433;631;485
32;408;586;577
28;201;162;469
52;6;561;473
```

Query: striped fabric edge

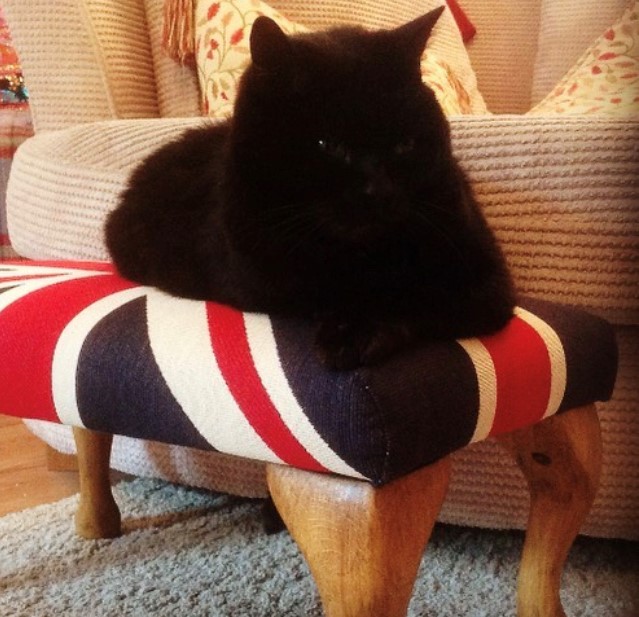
144;289;286;466
52;287;150;426
0;264;360;477
1;263;576;482
459;306;568;442
143;291;359;476
243;312;365;479
0;267;110;309
0;265;129;424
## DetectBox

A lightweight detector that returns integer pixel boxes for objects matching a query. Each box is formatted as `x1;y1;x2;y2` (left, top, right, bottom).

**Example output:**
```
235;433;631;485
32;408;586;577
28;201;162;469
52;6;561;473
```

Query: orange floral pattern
195;0;474;119
421;51;472;115
530;1;639;117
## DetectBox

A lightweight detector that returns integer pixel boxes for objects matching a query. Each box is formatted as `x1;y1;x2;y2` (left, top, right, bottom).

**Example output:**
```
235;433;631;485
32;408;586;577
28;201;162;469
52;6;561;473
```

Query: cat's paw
315;318;409;370
315;320;368;370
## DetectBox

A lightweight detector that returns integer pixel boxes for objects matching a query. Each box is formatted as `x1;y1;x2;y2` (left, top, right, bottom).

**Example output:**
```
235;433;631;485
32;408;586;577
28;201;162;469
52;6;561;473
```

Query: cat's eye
318;138;352;164
394;138;416;156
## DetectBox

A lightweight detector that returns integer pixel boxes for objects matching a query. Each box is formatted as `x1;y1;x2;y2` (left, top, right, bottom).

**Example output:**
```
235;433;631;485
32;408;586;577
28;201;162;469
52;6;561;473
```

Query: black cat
105;8;515;369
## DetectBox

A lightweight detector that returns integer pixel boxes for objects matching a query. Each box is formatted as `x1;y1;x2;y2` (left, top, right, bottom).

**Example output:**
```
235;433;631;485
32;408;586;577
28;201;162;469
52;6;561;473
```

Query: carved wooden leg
72;426;122;539
498;404;602;617
267;457;451;617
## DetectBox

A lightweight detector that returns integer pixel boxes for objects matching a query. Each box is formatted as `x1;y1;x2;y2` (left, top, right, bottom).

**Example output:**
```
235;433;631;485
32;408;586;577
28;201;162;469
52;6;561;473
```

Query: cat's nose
363;169;393;200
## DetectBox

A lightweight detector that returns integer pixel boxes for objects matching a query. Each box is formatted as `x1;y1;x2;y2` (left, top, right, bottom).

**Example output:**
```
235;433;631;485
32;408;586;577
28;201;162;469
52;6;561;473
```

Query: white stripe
457;338;498;443
52;287;149;425
514;307;567;419
244;313;366;480
0;271;106;313
145;290;284;464
0;264;109;277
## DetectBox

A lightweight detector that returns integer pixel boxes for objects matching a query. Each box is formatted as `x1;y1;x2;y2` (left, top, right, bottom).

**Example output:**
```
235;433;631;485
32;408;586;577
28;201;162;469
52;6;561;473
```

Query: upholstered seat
0;259;619;616
0;260;617;485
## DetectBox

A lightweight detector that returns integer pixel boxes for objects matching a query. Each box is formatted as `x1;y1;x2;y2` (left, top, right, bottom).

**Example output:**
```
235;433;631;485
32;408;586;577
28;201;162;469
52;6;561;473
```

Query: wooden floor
0;414;82;516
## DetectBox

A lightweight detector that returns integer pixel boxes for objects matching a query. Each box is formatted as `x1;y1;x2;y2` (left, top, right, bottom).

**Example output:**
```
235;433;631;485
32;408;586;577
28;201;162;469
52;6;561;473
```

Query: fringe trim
162;0;196;67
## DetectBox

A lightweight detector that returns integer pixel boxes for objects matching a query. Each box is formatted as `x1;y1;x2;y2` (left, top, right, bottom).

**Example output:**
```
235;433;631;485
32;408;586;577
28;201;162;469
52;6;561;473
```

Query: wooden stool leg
72;426;122;539
498;404;602;617
267;457;451;617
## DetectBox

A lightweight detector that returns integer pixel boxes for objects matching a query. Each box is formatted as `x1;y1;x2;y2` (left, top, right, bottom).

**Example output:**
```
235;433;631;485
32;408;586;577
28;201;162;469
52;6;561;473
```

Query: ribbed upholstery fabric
451;115;639;325
6;118;209;260
531;0;631;105
8;115;638;325
3;0;159;131
143;0;201;117
460;0;542;113
24;419;270;498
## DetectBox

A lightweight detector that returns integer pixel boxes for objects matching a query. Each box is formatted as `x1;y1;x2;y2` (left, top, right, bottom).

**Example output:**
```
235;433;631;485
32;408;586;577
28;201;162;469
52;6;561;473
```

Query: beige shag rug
0;477;637;616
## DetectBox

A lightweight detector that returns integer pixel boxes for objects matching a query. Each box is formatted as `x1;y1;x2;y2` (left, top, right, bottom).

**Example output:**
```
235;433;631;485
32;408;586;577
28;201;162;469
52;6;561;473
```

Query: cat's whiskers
236;203;325;255
411;209;471;272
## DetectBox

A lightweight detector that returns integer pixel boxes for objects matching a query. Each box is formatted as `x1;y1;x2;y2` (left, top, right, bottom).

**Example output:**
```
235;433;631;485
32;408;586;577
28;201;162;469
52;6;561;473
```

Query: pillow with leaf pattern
195;0;475;118
530;1;639;116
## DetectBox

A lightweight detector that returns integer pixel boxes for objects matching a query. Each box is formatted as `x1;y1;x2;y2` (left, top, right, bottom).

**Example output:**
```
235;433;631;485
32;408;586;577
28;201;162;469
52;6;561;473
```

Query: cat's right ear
250;16;293;72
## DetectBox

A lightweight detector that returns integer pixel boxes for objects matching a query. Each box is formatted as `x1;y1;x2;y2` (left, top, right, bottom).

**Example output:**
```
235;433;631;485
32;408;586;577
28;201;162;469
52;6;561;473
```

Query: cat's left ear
250;16;293;72
393;5;446;59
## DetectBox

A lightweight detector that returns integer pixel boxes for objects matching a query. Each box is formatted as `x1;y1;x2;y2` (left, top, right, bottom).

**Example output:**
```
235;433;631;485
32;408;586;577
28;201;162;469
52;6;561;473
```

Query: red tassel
445;0;477;43
162;0;196;66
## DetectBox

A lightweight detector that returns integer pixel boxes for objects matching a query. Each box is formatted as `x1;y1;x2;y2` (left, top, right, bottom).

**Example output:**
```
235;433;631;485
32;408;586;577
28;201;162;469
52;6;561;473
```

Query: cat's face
229;9;455;249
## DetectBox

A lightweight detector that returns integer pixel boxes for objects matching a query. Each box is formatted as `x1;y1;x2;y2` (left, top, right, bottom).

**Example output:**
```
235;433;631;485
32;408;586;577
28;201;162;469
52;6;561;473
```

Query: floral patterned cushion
530;1;639;117
196;0;307;117
421;51;472;115
195;0;474;118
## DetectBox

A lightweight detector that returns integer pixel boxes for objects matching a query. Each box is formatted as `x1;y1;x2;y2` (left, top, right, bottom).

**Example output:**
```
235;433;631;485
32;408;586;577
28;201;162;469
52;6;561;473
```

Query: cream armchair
4;0;638;539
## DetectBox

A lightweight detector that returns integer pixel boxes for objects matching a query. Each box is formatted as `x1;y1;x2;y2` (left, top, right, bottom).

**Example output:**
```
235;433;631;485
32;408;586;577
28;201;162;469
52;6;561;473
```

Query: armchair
3;0;638;543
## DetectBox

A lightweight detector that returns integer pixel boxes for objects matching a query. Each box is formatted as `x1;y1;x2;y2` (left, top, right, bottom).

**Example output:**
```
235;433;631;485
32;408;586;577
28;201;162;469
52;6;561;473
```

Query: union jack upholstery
0;261;618;485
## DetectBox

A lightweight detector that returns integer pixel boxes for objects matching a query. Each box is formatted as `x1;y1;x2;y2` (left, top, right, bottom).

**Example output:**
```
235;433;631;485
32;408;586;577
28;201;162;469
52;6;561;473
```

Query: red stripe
0;273;136;422
0;273;65;283
206;303;327;472
480;316;552;436
0;260;114;272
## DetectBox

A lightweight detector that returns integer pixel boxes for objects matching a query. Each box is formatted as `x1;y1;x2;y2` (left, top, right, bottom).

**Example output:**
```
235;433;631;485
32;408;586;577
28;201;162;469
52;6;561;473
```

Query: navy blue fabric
76;298;212;451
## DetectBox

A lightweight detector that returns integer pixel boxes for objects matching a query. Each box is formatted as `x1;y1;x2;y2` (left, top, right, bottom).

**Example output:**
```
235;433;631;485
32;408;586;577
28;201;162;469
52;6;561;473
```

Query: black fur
105;9;515;369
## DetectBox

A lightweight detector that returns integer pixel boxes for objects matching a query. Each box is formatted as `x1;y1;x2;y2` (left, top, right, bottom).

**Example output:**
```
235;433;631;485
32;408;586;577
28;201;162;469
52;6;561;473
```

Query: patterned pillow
195;0;308;117
195;0;476;118
421;50;472;115
530;1;639;117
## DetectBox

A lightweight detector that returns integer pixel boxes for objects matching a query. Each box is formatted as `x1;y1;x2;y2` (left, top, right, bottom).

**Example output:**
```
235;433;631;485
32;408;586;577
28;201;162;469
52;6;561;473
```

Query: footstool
0;261;618;617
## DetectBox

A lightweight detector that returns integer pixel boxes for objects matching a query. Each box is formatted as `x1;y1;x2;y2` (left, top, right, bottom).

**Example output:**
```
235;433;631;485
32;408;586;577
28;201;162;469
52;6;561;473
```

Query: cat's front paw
315;319;368;370
315;318;409;370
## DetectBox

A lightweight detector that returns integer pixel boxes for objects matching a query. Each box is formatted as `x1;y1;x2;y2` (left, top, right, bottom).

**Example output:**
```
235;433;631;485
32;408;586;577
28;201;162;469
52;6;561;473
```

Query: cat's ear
250;16;293;72
393;6;446;59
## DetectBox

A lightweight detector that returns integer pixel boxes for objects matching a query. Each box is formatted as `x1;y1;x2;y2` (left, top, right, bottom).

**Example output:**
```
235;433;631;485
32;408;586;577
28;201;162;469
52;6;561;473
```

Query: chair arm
450;114;639;325
7;117;207;260
7;114;638;324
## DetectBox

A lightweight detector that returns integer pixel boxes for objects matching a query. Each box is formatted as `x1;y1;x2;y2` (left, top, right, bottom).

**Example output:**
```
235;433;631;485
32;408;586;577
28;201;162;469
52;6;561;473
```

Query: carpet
0;478;637;617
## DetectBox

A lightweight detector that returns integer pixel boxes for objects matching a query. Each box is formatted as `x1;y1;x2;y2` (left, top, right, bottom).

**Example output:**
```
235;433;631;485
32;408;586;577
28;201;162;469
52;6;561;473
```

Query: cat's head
227;7;458;249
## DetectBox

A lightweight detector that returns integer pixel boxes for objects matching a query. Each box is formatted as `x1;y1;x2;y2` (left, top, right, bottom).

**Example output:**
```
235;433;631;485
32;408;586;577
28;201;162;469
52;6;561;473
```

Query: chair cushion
0;261;617;485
